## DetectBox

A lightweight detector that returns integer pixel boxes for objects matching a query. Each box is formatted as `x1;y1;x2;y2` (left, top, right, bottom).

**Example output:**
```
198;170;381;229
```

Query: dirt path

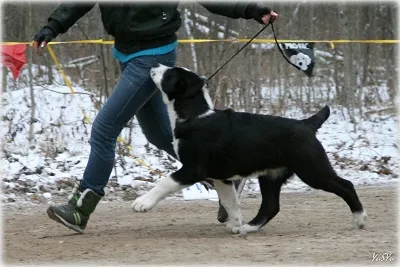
3;185;398;265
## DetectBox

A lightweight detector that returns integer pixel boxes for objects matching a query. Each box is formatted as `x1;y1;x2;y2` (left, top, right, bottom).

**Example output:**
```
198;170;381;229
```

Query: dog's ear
163;74;188;101
176;79;188;94
178;73;205;100
161;76;178;100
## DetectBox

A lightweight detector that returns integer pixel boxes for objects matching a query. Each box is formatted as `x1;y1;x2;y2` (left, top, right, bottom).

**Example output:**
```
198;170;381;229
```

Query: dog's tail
302;105;330;132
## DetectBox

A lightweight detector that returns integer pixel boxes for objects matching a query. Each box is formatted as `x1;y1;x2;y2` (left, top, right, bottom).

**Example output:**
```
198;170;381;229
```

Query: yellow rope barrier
1;39;399;46
46;45;74;92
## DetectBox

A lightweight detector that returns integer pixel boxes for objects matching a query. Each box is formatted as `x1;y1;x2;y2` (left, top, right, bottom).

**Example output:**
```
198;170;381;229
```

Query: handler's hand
33;27;56;55
262;10;278;24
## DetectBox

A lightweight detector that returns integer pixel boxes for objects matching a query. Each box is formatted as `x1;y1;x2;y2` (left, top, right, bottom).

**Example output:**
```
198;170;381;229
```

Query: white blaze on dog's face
150;64;171;90
150;64;208;105
150;64;172;104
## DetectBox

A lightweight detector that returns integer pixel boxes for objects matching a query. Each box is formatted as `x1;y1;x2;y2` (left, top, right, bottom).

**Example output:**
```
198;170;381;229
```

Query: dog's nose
150;64;160;75
150;68;157;77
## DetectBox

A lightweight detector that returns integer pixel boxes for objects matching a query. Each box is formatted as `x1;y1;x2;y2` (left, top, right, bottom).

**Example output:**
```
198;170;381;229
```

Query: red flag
1;44;27;80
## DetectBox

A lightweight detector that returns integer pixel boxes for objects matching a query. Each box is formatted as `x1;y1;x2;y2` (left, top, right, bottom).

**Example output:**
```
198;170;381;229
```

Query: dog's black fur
133;65;366;234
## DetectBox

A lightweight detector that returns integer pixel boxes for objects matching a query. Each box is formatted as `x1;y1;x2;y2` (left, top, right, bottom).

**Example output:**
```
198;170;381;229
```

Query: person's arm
197;1;277;24
33;3;95;53
46;3;95;35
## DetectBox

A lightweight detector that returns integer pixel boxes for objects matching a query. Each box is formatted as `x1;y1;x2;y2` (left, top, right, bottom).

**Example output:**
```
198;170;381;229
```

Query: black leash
207;18;300;82
271;23;301;71
207;22;271;81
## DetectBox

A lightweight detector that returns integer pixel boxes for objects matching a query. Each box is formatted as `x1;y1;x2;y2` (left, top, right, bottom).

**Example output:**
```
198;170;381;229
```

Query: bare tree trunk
44;53;54;85
100;43;109;99
385;5;397;100
27;3;36;143
2;67;8;92
333;48;341;104
341;5;357;126
183;7;198;72
254;49;262;114
361;6;373;87
305;4;314;113
128;119;134;145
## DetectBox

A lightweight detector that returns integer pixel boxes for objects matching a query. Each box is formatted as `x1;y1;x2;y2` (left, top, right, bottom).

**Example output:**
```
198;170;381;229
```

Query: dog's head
289;53;312;71
150;64;208;104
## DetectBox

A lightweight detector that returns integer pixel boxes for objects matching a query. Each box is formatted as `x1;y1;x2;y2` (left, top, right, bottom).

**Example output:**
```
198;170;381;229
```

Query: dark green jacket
46;2;270;54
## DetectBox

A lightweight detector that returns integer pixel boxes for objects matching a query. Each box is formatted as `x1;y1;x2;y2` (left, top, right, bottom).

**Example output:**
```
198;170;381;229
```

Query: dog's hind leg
213;180;243;232
232;172;293;235
334;176;367;229
300;172;366;229
132;167;203;212
292;148;366;229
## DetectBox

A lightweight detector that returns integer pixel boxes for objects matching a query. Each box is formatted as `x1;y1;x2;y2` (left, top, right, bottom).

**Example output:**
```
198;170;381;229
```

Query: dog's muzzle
150;65;158;79
150;64;170;89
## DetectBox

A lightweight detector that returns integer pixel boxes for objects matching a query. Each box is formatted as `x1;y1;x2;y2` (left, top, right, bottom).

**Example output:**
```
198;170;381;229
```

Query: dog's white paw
231;224;261;235
352;210;367;229
131;194;157;212
226;217;243;231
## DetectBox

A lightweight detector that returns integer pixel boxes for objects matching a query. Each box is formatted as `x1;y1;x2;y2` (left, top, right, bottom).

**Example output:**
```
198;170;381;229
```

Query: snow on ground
0;66;398;204
0;75;182;203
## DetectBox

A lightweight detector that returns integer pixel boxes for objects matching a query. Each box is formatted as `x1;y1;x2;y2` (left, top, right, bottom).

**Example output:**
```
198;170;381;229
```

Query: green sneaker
47;180;101;234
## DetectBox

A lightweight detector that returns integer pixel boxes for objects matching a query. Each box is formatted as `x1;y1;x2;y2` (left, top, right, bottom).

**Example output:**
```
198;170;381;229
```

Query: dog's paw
352;210;367;229
231;224;260;235
131;194;157;212
226;217;243;231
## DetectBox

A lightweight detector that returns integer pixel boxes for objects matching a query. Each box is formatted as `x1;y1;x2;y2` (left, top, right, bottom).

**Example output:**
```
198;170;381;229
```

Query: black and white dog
132;64;367;235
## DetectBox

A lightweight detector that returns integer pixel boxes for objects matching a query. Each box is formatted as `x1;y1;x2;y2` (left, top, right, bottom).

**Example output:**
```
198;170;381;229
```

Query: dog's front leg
131;175;186;212
213;180;243;232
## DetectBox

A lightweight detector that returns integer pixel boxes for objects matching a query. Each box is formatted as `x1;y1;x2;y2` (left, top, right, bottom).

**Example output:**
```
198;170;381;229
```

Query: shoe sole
46;208;84;234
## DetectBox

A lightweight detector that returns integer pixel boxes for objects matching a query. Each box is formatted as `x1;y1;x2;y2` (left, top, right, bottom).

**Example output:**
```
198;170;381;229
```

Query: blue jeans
81;50;177;196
